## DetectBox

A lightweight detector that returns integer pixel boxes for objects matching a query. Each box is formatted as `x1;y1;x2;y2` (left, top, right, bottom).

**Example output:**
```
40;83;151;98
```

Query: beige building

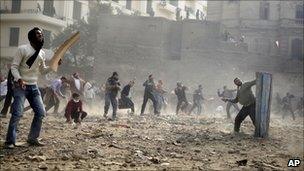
96;0;206;20
207;1;303;61
0;0;89;72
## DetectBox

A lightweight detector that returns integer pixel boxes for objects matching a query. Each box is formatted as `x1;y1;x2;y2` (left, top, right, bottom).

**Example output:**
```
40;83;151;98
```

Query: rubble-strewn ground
0;111;303;171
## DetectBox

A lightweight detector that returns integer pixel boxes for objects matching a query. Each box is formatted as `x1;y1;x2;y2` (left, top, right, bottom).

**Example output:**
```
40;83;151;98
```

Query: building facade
0;0;89;73
95;0;206;20
207;0;303;61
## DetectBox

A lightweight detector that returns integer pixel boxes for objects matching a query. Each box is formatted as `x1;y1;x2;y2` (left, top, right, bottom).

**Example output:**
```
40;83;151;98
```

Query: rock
62;154;70;161
160;162;170;166
194;149;201;153
228;150;240;154
170;152;183;158
236;159;248;166
130;163;136;167
38;163;48;170
53;165;63;171
27;155;46;162
150;157;161;164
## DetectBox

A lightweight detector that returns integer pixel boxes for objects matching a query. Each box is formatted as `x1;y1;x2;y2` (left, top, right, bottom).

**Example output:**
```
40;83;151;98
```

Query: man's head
234;78;242;86
158;80;163;85
28;27;44;49
112;72;119;80
60;76;67;83
129;80;135;87
148;74;153;81
72;93;80;101
73;72;79;79
198;85;202;90
177;82;182;87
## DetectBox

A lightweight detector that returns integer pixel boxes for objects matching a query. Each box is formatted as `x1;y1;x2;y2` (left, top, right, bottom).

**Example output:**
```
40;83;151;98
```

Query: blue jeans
5;84;45;144
104;92;118;119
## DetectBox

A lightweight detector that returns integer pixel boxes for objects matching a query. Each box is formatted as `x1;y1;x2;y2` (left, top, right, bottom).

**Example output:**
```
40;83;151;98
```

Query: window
260;1;270;20
295;5;304;19
43;0;55;17
43;30;52;49
11;0;21;13
169;0;178;7
126;0;132;10
291;39;303;60
9;27;19;47
73;0;82;20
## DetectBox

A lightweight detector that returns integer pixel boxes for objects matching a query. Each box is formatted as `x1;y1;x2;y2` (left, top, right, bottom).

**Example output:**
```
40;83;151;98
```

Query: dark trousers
71;111;87;123
104;93;118;119
189;101;202;115
234;103;256;132
226;102;240;119
282;105;295;120
141;92;158;115
120;95;134;113
176;99;188;115
44;88;59;113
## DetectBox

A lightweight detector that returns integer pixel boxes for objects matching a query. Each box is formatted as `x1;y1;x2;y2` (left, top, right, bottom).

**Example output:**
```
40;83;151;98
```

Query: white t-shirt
74;78;81;90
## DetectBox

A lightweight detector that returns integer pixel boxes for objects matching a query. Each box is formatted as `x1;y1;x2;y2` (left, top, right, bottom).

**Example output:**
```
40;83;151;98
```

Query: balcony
279;18;304;28
0;8;67;28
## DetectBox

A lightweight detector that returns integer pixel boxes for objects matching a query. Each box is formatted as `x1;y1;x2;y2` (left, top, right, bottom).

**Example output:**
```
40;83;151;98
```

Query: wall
93;15;302;95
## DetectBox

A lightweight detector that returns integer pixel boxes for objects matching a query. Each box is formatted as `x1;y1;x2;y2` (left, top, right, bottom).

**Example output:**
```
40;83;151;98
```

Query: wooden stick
49;31;80;72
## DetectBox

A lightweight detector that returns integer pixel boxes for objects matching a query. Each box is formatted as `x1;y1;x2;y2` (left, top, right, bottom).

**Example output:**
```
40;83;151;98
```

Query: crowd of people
0;27;303;149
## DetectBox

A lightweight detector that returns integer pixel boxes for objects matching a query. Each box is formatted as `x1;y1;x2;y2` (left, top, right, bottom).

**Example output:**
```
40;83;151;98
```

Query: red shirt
65;100;83;117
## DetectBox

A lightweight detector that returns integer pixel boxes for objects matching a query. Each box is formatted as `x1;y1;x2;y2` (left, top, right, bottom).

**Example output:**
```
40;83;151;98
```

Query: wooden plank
49;31;80;72
255;72;272;138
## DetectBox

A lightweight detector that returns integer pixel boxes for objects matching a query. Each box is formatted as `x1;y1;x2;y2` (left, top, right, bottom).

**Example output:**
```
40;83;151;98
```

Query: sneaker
4;143;15;149
27;139;45;147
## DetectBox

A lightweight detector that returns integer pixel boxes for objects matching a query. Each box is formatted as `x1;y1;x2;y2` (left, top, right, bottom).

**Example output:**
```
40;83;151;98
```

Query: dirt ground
0;111;303;171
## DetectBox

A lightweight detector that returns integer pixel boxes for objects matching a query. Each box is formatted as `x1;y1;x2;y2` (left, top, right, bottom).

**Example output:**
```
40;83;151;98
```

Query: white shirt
0;79;8;96
84;82;95;99
11;44;52;85
74;78;81;90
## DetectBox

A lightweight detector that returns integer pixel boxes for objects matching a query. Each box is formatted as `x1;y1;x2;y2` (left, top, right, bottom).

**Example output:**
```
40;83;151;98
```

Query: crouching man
65;93;87;125
223;78;256;133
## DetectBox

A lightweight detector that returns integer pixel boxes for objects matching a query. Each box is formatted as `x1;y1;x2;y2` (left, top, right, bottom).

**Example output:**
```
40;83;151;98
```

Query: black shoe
27;139;45;146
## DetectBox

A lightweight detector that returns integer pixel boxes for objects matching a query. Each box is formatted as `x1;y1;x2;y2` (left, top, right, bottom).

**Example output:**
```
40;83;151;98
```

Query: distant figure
104;72;121;120
120;80;135;114
44;76;68;114
186;10;190;19
84;81;95;108
188;85;204;115
176;8;181;21
65;93;87;125
222;78;256;133
68;73;85;96
196;9;200;20
175;82;189;115
0;70;14;118
155;80;167;114
140;74;158;115
218;86;240;119
281;92;295;120
0;75;7;102
295;97;303;117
